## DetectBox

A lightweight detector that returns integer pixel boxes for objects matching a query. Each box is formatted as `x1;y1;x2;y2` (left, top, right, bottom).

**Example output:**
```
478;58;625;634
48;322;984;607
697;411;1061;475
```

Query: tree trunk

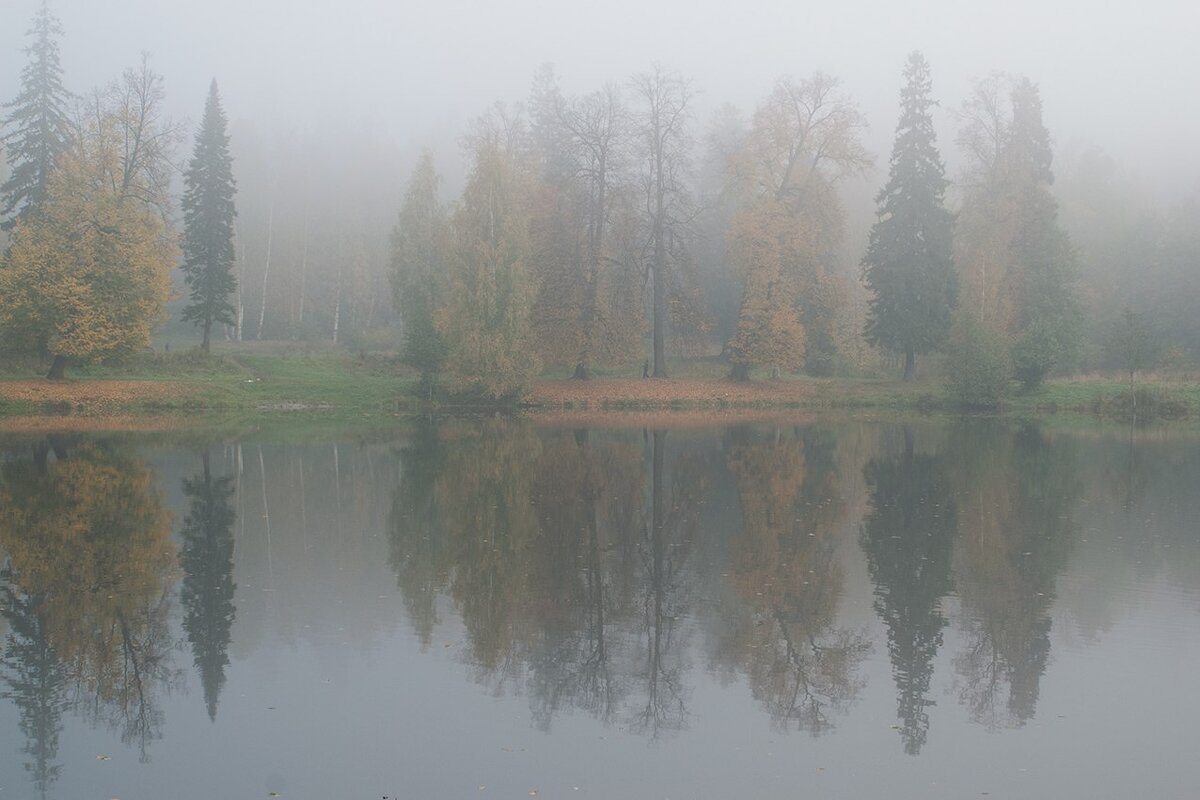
729;362;750;382
903;348;915;382
256;194;275;340
572;362;590;380
46;355;67;380
652;247;667;377
201;321;211;355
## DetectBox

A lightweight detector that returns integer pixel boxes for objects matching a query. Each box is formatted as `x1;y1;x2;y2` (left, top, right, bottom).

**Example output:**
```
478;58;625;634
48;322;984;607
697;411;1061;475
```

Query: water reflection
1;420;1199;799
861;427;956;753
713;426;869;734
179;452;237;721
0;439;179;796
949;424;1079;728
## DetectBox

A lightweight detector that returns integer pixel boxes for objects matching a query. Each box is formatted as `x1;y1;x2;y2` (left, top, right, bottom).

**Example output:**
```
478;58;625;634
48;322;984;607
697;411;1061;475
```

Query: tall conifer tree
863;52;957;381
181;80;237;353
0;1;73;230
1004;79;1080;388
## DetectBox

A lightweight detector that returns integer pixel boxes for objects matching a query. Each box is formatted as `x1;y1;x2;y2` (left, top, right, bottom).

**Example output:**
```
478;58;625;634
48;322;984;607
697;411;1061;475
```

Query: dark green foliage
389;151;449;389
180;80;238;353
1110;306;1160;381
0;572;66;799
861;431;956;754
1003;79;1080;387
179;452;237;721
945;311;1010;408
0;2;73;230
863;52;958;380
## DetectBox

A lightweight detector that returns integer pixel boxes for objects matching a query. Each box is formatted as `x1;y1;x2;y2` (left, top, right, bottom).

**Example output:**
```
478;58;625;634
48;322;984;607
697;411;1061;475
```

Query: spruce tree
180;80;237;353
1004;79;1080;388
863;52;957;381
0;1;73;231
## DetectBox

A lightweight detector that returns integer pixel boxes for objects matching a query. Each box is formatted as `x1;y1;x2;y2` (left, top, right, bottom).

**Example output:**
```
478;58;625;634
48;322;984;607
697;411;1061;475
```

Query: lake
0;417;1197;799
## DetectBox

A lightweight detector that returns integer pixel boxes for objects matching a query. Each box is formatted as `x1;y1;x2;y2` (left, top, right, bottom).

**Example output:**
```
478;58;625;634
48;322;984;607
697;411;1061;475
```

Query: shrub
945;312;1011;409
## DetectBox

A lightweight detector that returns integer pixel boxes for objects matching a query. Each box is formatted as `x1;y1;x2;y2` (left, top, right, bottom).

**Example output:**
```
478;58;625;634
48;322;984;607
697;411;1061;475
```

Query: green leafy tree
179;452;237;721
1;1;73;230
945;311;1011;408
180;80;238;354
1005;80;1080;388
389;150;449;391
863;52;957;381
438;108;541;401
956;76;1080;389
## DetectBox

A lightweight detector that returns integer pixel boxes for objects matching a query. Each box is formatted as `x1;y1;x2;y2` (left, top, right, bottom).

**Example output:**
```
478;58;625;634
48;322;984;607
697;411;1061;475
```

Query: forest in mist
0;0;1197;397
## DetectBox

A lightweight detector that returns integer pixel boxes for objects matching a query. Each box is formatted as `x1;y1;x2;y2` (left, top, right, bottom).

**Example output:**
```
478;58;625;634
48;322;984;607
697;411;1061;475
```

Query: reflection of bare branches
769;610;869;735
76;588;181;762
716;427;869;735
627;431;694;737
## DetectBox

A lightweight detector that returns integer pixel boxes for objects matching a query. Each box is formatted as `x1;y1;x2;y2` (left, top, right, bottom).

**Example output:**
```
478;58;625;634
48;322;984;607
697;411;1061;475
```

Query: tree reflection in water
0;439;179;780
949;423;1080;728
179;451;238;722
861;426;956;754
712;426;870;734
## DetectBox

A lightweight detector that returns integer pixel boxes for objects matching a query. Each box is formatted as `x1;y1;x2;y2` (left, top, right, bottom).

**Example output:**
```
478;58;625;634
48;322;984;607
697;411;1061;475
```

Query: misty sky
2;0;1198;198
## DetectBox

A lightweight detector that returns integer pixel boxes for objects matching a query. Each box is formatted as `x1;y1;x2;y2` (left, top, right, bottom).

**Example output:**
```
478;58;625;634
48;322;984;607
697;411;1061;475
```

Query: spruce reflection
0;440;179;771
0;570;66;800
861;427;956;754
713;427;869;735
179;451;238;721
950;423;1080;728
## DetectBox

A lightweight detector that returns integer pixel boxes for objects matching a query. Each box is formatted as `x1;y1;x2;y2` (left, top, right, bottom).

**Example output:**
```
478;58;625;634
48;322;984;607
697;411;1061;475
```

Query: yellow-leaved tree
0;59;179;379
724;73;870;379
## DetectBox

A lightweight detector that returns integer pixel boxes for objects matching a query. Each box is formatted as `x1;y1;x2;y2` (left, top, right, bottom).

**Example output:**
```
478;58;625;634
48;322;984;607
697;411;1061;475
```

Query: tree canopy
863;52;957;381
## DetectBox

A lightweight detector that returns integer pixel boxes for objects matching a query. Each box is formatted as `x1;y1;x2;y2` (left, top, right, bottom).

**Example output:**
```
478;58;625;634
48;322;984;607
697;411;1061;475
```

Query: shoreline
1;368;1198;430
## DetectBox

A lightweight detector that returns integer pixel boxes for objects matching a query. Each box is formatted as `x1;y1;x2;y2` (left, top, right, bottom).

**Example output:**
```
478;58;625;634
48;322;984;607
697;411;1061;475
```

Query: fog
4;0;1197;195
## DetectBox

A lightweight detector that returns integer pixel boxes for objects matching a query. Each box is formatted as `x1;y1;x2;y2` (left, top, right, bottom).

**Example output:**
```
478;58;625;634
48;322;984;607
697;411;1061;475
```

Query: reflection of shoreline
0;416;191;435
529;409;825;430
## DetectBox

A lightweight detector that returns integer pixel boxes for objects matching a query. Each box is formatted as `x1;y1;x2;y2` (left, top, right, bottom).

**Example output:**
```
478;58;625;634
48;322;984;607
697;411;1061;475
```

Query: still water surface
0;418;1197;799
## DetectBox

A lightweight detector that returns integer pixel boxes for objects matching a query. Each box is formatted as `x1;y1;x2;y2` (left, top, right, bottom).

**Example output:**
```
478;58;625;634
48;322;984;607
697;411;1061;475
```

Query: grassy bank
2;349;1198;424
0;350;418;418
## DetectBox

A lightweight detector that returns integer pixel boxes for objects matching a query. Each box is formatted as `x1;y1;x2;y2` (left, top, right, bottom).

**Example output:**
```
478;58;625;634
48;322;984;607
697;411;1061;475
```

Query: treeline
2;4;1198;397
